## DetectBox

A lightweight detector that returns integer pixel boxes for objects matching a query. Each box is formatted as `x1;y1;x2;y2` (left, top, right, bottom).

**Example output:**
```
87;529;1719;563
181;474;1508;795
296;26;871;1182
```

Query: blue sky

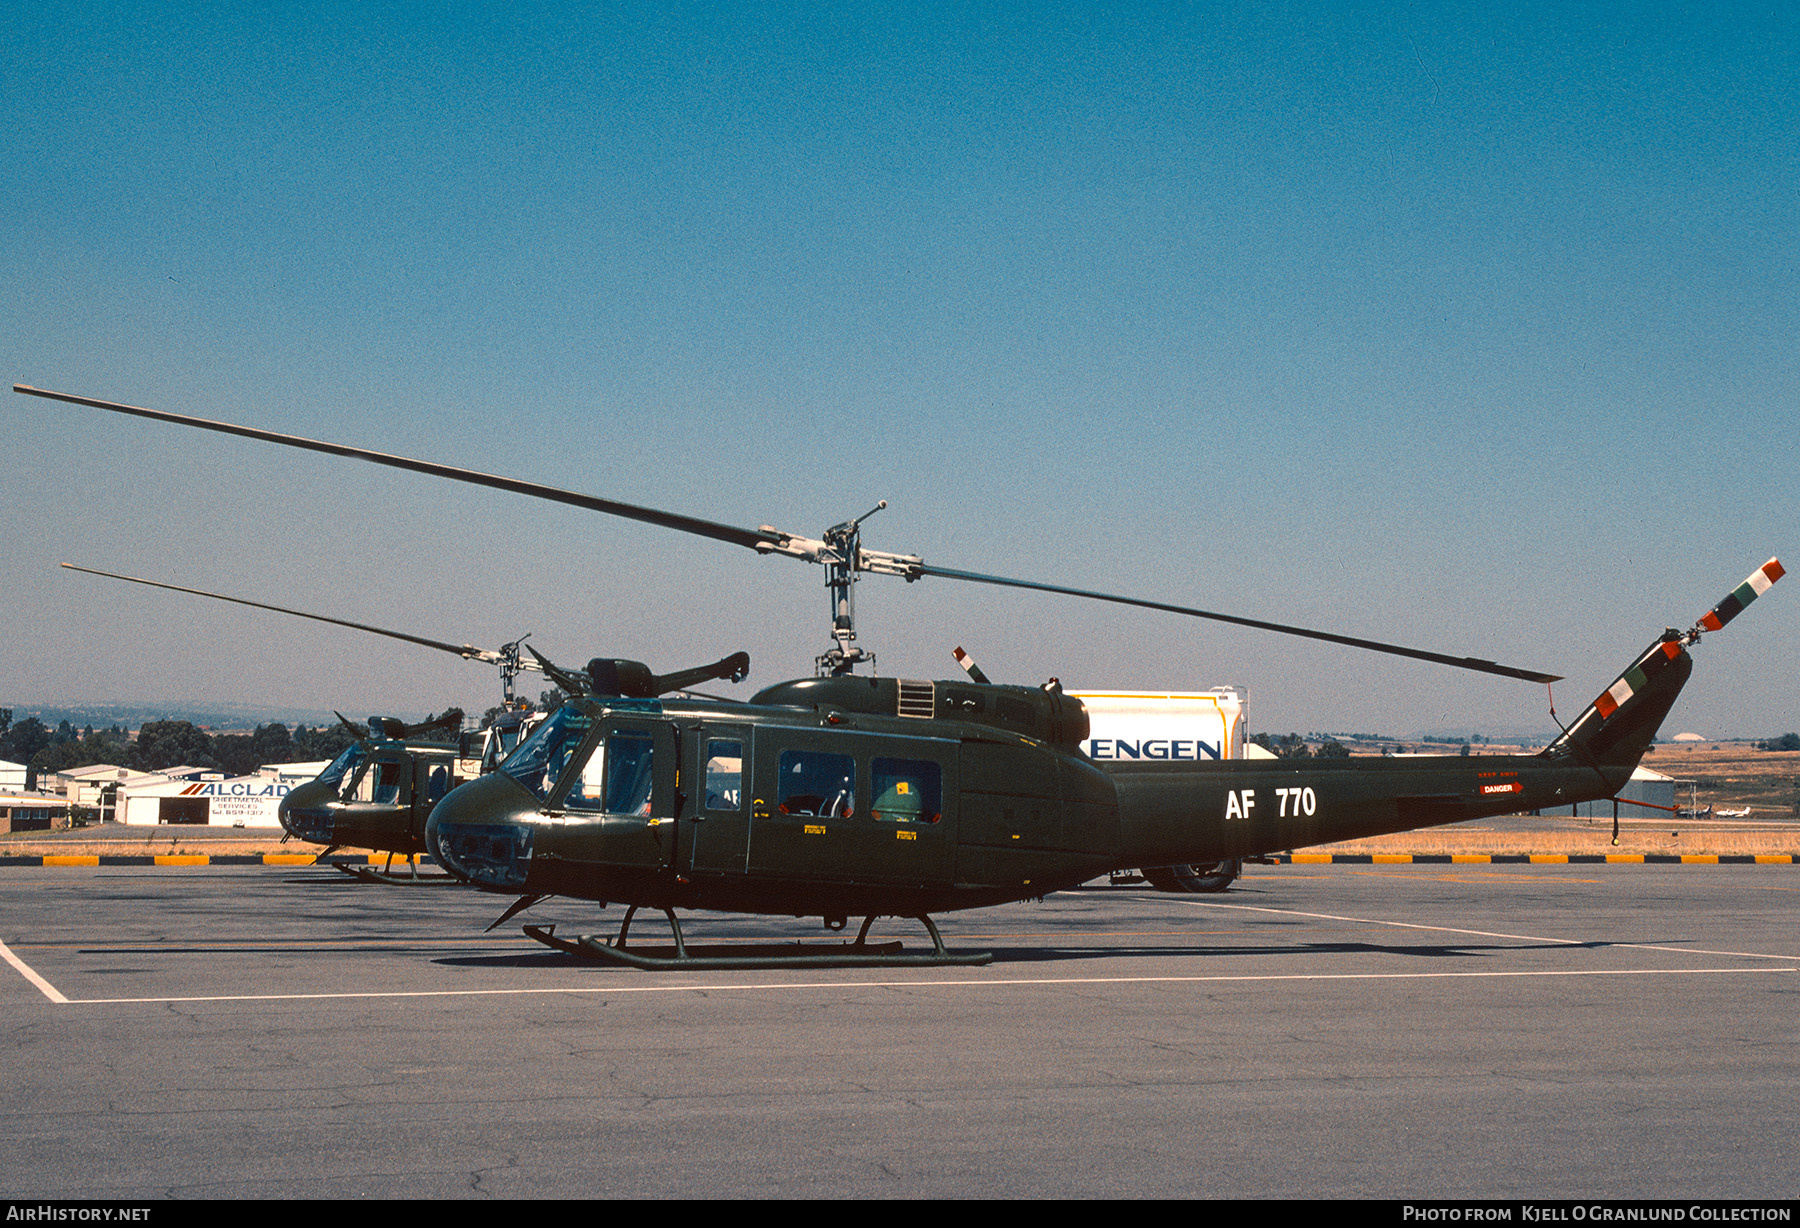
3;3;1794;738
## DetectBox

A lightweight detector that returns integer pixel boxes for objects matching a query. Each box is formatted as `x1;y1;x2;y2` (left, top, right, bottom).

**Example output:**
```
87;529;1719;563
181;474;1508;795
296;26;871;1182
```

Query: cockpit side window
566;741;607;810
354;758;405;805
563;728;656;815
605;731;655;815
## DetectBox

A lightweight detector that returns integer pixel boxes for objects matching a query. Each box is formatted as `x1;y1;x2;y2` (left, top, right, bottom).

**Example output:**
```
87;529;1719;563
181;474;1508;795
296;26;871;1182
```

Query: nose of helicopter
426;772;538;890
278;779;340;845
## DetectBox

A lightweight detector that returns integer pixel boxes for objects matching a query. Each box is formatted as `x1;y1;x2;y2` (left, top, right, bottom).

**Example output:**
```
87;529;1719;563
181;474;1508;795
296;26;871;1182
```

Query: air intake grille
896;679;935;719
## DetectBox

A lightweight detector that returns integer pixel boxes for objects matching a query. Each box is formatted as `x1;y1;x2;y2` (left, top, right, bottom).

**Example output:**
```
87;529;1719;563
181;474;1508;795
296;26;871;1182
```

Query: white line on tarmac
1169;898;1796;962
56;964;1798;1005
0;938;69;1004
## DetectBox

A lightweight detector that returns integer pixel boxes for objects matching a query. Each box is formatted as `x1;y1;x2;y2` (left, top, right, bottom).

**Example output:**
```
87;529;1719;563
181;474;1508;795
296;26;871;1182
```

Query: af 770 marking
1276;786;1317;817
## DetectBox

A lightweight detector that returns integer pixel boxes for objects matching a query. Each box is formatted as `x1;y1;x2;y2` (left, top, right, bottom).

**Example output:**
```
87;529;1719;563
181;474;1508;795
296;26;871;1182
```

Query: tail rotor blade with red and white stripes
1694;558;1785;636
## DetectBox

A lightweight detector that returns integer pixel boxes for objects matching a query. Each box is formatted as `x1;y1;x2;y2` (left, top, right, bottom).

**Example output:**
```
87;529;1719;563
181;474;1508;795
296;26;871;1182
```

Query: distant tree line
1249;732;1351;759
0;706;463;789
1757;733;1800;752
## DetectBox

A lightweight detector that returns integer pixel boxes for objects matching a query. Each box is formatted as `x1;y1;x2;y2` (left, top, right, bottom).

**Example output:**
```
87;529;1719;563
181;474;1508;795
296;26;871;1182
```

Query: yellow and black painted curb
2;852;1793;867
0;853;438;868
1270;852;1796;865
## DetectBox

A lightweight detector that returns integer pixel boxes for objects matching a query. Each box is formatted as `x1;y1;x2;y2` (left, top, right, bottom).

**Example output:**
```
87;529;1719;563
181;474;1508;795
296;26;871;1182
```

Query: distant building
0;789;70;833
154;766;222;782
50;760;325;826
0;759;26;791
265;761;329;784
1546;766;1681;818
48;764;172;823
118;772;295;827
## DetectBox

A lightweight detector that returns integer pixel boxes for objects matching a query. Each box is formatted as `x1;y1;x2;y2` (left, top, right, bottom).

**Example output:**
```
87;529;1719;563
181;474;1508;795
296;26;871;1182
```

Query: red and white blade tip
1696;557;1783;634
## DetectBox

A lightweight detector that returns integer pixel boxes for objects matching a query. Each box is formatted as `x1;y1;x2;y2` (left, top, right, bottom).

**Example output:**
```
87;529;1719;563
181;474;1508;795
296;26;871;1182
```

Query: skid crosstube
523;910;994;970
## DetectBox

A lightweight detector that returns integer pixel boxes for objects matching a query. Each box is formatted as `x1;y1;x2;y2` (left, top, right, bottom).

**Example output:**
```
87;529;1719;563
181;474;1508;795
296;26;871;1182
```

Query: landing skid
523;907;993;970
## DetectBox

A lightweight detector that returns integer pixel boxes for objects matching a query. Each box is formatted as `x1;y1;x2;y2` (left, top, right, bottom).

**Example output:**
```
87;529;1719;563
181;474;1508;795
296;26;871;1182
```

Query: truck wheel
1142;859;1241;893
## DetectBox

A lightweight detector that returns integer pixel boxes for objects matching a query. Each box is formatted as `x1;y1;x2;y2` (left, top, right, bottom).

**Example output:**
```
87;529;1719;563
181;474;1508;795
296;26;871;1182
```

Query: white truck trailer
1073;686;1252;893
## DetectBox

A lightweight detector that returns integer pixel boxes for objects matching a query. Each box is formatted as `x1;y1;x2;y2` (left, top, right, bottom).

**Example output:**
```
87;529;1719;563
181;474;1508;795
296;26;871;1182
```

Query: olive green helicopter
17;384;1784;969
59;562;746;884
61;562;1234;895
290;710;465;882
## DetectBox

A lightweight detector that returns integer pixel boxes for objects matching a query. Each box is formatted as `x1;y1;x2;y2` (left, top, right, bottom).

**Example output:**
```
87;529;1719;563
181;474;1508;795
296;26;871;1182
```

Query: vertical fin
1547;634;1693;769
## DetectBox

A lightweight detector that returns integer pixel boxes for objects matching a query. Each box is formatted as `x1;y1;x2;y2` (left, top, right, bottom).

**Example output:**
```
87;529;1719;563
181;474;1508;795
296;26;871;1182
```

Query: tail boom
1109;630;1700;869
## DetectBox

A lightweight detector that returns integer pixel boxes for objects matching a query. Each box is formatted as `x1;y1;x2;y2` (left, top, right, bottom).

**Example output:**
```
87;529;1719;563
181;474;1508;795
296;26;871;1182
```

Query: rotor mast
753;500;925;675
493;636;530;703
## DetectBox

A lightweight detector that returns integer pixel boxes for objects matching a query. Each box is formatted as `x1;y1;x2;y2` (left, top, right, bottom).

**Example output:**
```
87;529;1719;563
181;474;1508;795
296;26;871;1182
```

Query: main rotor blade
25;386;1560;683
18;385;776;552
917;564;1563;684
60;562;528;668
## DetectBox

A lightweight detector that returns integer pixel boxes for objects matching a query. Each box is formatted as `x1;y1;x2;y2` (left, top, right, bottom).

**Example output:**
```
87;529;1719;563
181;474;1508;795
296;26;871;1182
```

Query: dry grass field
1637;742;1800;814
0;828;329;858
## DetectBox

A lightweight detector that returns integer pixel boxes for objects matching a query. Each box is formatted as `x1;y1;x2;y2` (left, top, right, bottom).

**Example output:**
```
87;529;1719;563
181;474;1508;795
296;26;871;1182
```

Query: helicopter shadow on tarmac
256;867;1622;969
276;869;432;887
422;879;1618;970
426;893;1616;971
430;938;1612;971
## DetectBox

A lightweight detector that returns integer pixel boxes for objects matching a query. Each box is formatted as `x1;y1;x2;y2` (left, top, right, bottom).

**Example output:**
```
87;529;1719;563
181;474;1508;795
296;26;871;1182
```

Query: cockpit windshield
315;743;368;790
499;706;592;802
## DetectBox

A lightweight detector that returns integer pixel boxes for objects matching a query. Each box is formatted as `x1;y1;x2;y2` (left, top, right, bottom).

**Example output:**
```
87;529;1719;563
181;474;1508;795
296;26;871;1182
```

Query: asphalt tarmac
0;863;1794;1199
